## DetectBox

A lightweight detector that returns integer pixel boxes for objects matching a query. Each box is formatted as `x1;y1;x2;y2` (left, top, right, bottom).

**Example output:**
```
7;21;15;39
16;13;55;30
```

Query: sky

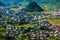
0;0;60;4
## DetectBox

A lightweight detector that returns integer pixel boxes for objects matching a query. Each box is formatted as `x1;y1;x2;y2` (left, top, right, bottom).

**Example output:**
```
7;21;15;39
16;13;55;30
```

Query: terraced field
47;18;60;26
45;18;60;26
38;17;60;26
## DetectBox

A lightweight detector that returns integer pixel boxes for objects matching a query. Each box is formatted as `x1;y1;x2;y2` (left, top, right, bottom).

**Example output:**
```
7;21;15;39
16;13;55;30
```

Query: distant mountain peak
25;1;44;12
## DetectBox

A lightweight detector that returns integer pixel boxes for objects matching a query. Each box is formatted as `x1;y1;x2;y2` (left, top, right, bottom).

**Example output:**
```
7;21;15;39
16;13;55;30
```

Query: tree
19;18;27;25
0;14;2;18
5;36;16;40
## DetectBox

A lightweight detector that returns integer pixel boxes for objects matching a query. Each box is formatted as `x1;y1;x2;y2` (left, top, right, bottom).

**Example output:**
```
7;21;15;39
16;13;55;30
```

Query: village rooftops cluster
0;2;60;40
5;21;60;40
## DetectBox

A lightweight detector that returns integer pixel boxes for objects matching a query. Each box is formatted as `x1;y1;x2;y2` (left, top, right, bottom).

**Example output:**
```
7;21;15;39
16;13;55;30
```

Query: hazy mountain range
0;0;60;11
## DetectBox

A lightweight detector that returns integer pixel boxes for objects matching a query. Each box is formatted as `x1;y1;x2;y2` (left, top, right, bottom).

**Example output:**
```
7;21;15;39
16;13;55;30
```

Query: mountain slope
24;1;43;12
0;0;60;11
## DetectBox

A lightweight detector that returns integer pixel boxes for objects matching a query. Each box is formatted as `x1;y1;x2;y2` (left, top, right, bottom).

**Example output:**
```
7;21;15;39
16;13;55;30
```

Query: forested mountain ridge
0;0;60;11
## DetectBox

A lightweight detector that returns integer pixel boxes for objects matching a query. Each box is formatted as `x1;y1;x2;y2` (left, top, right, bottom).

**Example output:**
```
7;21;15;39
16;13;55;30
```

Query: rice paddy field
38;17;60;26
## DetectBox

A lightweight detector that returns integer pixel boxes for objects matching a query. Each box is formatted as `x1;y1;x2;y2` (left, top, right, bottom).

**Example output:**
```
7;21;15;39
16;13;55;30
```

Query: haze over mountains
0;0;60;11
0;0;60;4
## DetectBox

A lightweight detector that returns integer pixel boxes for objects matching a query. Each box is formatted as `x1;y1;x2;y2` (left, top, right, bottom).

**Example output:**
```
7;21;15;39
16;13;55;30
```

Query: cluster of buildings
5;21;60;40
0;3;60;40
6;25;20;38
